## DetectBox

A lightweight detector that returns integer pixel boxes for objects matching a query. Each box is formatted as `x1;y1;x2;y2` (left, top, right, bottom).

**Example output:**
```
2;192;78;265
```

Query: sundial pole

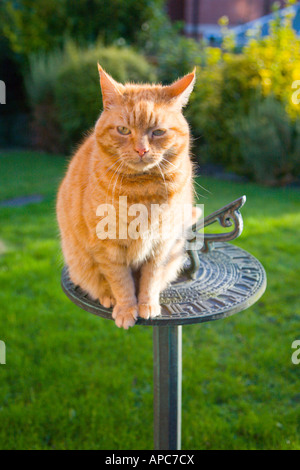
61;195;267;451
152;195;248;450
153;325;182;450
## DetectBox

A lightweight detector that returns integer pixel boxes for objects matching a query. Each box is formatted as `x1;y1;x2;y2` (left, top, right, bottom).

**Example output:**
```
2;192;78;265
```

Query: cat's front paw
112;304;138;329
99;295;116;309
139;302;161;320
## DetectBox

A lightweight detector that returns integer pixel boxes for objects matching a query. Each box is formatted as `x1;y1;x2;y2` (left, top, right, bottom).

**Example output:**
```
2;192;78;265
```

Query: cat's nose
135;147;149;158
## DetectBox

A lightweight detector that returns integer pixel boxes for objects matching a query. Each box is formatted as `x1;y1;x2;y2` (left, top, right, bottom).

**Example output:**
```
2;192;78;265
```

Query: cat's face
98;98;184;172
95;66;195;174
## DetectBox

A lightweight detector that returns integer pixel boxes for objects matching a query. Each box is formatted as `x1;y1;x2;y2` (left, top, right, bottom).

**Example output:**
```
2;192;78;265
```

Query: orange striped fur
57;65;196;329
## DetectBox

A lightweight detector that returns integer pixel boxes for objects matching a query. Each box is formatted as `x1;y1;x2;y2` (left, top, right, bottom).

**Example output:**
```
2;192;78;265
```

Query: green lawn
0;150;299;450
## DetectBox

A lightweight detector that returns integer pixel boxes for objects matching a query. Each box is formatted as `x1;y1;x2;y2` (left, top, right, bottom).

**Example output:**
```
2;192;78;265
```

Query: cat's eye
117;126;131;135
152;129;166;137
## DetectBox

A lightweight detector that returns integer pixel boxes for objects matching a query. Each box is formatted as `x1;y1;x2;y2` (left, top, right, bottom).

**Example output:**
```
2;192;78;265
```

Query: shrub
26;43;156;153
187;53;259;168
187;1;300;183
26;50;64;152
242;3;300;120
55;44;156;149
231;97;300;184
1;0;165;58
138;5;204;83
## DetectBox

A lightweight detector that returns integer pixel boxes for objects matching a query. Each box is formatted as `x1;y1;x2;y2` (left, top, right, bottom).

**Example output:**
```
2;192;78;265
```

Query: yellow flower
262;78;272;86
259;69;271;78
292;68;300;80
218;16;229;27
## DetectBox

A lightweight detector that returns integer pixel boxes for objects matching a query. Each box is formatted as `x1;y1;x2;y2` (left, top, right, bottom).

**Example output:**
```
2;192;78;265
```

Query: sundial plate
61;242;266;326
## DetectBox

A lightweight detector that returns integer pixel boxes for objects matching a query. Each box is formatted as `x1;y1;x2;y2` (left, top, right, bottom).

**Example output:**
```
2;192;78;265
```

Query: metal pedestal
153;325;182;450
61;242;266;450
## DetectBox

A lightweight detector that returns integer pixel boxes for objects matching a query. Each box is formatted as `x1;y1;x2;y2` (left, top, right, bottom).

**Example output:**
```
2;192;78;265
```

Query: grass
0;149;299;450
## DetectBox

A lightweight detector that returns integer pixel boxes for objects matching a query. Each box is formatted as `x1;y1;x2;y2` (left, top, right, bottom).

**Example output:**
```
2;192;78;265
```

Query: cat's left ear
164;68;196;108
98;63;124;109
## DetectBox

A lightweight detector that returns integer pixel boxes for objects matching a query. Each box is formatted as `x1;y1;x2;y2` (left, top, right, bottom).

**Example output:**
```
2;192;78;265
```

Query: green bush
1;0;165;58
231;97;300;185
24;0;300;184
26;43;156;153
186;1;300;183
187;54;259;168
55;44;156;149
138;4;204;83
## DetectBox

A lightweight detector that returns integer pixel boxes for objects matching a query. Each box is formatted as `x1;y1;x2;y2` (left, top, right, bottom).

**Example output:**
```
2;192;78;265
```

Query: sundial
61;195;266;450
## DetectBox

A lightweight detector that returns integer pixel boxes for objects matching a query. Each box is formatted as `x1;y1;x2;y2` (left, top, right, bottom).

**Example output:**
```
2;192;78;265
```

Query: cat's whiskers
157;162;169;203
160;160;183;182
105;163;119;205
105;159;124;203
192;185;208;200
193;178;212;196
111;161;125;206
161;157;183;174
119;172;125;197
161;156;211;197
106;160;124;206
105;158;123;174
160;159;209;199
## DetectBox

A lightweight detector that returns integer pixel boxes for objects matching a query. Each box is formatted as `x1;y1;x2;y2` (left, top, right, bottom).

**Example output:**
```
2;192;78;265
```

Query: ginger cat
57;64;196;329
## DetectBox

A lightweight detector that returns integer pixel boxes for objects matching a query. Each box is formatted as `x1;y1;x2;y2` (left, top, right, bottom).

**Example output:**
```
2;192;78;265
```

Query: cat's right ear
98;64;124;109
164;68;196;109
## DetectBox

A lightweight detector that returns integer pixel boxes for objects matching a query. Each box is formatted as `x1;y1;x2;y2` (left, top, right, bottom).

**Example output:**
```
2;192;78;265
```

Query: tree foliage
26;42;156;152
187;0;300;183
0;0;165;57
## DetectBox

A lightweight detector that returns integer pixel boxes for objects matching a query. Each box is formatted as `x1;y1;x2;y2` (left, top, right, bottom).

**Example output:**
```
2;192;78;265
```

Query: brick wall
168;0;285;38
